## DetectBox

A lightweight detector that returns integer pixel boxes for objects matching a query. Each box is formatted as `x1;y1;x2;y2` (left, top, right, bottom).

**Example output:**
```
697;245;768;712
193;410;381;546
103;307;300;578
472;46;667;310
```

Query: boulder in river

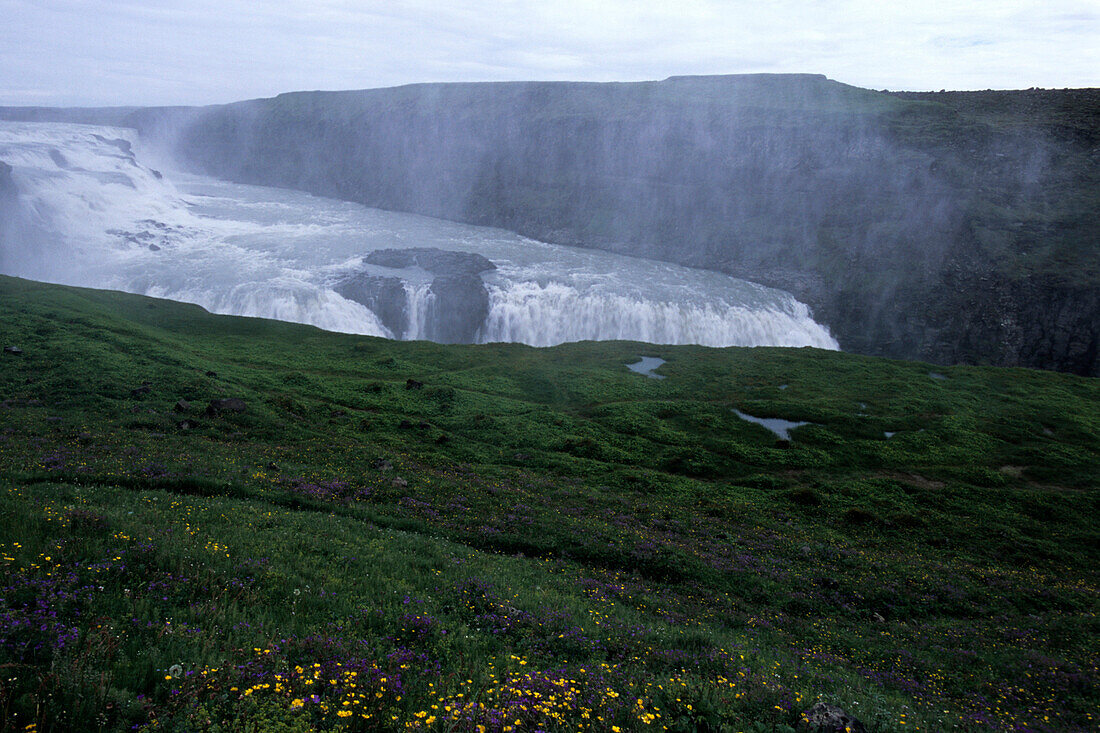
363;247;495;276
335;273;409;337
336;248;496;343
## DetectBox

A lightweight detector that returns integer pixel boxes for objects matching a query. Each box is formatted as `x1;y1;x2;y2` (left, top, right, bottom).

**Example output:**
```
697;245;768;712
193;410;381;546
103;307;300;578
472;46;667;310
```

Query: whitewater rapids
0;121;838;349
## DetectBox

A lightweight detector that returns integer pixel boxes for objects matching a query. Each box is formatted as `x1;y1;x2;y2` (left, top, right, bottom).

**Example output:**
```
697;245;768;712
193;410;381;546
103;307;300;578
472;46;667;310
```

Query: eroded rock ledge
335;247;496;343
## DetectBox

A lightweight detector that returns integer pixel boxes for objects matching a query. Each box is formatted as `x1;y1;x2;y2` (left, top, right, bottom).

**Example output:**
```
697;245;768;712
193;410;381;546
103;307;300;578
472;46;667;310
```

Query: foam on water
0;120;840;350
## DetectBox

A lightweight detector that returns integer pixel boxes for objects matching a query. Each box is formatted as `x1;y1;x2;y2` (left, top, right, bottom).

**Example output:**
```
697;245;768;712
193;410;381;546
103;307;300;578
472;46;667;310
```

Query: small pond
626;356;666;379
732;409;812;441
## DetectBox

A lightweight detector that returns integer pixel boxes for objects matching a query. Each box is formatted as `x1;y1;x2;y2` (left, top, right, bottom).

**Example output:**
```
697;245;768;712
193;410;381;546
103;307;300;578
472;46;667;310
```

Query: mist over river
0;121;837;349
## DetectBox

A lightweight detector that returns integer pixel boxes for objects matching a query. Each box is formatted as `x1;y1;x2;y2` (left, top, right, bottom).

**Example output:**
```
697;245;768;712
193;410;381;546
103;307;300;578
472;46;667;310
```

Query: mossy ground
0;275;1096;732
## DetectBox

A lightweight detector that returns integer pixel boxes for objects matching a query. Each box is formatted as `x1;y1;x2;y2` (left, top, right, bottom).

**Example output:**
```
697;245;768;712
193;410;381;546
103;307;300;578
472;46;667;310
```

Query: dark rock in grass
398;419;413;429
204;398;247;416
131;384;152;398
373;459;393;471
775;439;791;449
3;346;22;355
77;432;93;444
843;507;877;525
174;399;191;413
417;421;430;429
800;702;867;733
406;378;424;390
330;409;347;418
267;462;280;471
205;370;218;378
435;434;450;444
513;452;530;461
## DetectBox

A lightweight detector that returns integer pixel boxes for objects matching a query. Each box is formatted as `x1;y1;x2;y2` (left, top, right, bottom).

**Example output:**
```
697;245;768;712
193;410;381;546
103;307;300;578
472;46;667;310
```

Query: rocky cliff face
0;161;23;271
4;77;1096;374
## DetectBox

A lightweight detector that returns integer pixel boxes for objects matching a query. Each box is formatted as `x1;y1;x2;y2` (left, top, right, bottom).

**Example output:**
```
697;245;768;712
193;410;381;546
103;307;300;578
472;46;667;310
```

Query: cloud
0;0;1096;106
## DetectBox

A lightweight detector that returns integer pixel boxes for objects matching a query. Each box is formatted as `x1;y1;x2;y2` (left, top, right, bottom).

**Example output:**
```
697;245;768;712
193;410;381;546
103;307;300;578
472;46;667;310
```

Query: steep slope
2;75;1097;373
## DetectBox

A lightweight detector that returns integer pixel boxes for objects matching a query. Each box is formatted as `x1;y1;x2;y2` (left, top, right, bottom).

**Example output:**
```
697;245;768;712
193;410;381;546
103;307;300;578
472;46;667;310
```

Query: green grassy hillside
0;276;1097;732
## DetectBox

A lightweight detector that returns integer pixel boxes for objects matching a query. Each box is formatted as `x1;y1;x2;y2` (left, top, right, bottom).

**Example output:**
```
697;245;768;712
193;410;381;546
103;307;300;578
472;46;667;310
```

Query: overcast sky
1;0;1097;107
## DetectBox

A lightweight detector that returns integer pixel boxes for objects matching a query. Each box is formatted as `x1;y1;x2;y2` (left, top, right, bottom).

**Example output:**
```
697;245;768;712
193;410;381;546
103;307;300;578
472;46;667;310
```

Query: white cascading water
0;121;838;350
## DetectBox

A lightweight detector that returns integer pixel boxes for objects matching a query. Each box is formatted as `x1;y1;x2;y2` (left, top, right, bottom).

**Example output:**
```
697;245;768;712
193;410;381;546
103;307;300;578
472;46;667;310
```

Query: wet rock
800;702;866;733
425;274;490;344
363;247;495;276
335;273;408;337
0;161;15;197
336;248;496;344
174;399;191;413
204;398;247;416
405;379;424;390
3;346;22;355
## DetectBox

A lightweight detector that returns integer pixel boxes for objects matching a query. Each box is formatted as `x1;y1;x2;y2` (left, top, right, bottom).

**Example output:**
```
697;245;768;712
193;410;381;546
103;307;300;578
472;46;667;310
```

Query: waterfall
0;119;839;352
479;280;837;348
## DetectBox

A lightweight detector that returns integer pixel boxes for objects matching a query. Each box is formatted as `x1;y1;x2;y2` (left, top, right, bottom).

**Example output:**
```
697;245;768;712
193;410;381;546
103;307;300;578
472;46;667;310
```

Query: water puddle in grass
884;431;896;439
626;356;666;379
929;372;947;380
732;410;812;441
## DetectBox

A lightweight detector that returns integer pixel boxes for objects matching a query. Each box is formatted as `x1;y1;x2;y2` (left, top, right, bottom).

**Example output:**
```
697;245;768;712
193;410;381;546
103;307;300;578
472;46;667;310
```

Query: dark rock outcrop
800;702;867;733
336;248;496;343
335;273;408;337
0;161;15;198
363;248;495;277
425;273;490;344
204;398;247;416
